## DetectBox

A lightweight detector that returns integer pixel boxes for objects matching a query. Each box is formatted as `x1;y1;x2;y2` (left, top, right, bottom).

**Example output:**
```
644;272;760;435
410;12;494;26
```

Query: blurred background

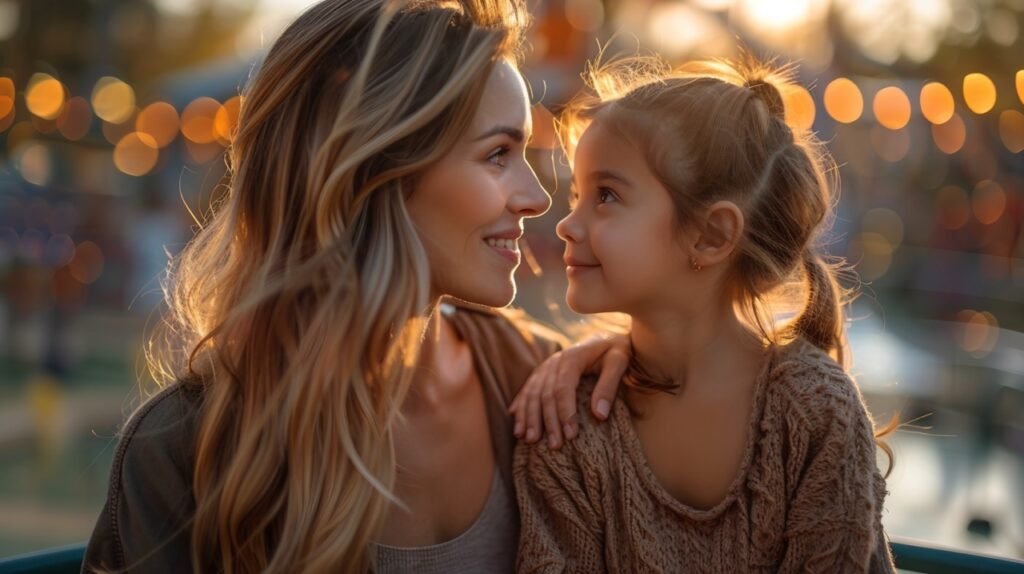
0;0;1022;562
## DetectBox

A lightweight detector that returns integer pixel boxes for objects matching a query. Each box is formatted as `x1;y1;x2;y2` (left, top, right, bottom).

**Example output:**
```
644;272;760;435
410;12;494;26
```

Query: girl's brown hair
560;54;850;365
143;0;526;571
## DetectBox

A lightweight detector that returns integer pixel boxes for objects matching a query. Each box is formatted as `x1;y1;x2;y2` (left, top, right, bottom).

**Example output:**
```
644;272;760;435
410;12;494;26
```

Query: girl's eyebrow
592;169;633;188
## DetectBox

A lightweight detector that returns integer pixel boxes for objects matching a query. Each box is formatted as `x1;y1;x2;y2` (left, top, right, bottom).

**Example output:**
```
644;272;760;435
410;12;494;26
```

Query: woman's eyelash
488;146;511;166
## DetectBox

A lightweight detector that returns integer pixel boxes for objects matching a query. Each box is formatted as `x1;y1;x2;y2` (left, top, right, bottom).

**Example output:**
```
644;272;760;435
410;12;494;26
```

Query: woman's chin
450;280;516;309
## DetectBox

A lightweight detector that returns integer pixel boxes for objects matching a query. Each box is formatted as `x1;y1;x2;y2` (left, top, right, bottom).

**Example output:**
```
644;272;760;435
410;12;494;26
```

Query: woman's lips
486;237;519;264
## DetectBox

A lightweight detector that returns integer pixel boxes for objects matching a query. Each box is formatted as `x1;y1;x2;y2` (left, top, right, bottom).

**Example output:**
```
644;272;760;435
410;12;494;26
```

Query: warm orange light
972;180;1006;225
824;78;862;124
999;109;1024;153
931;113;966;154
69;241;105;284
57;97;93;141
962;73;996;114
102;112;137;145
0;77;13;118
214;95;243;144
1016;70;1024;105
873;86;911;130
136;102;180;148
919;82;954;124
114;132;160;177
957;309;999;358
26;74;66;120
181;97;223;145
782;85;815;131
92;77;136;124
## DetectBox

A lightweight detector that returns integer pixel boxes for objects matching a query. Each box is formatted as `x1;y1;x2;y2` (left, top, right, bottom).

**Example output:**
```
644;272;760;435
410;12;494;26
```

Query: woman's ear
690;200;744;268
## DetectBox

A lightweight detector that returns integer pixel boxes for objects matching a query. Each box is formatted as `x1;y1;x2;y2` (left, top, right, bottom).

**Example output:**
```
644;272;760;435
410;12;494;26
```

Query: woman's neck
403;300;474;413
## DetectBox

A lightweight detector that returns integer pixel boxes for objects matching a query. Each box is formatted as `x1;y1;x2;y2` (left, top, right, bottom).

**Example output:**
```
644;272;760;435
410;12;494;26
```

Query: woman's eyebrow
474;125;525;143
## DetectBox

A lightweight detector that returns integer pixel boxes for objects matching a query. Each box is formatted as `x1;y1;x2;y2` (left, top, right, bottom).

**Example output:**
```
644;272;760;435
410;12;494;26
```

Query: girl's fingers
591;347;629;421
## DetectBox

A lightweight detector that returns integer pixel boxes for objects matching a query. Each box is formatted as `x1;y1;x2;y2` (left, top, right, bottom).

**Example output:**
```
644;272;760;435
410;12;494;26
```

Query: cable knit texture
514;338;895;573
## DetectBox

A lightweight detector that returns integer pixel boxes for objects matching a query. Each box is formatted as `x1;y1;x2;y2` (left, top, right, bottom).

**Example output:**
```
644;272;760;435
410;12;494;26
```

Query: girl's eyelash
597;187;618;203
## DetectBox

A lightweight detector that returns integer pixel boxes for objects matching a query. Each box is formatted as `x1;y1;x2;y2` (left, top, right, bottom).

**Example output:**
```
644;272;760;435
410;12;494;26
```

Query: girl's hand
508;334;630;449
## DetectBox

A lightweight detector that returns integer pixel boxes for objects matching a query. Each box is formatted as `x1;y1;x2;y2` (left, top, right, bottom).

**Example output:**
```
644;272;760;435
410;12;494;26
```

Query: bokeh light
873;86;911;130
564;0;604;33
15;142;53;186
871;125;910;162
113;132;160;176
962;73;996;114
862;207;905;249
956;310;999;358
0;76;13;119
91;76;136;124
849;231;893;280
136;102;180;148
998;109;1024;153
971;180;1006;225
919;82;954;124
824;77;863;124
931;113;966;154
102;111;138;145
68;241;104;284
213;95;243;145
26;73;66;120
181;97;224;145
1016;70;1024;105
782;84;815;131
56;97;93;141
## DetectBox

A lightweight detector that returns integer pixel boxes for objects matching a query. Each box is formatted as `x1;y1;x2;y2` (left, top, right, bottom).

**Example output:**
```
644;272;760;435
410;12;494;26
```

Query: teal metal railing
1;538;1022;573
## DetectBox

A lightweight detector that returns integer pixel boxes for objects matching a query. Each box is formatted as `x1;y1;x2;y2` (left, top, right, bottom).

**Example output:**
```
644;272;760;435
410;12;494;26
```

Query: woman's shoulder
113;377;205;483
444;298;568;361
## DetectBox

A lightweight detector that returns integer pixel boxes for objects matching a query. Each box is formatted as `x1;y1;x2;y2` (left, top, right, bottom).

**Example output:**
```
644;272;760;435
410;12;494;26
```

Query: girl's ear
690;200;744;268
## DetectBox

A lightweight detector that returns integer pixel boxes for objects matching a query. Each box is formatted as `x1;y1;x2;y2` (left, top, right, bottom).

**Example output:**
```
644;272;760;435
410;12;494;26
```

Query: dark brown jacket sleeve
82;383;202;574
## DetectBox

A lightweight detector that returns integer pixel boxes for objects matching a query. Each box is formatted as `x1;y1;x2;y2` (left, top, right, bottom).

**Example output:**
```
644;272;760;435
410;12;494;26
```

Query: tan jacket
82;299;564;573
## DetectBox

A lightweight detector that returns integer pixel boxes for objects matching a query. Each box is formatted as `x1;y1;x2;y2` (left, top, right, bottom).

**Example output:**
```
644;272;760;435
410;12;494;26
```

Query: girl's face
407;59;550;308
557;119;691;315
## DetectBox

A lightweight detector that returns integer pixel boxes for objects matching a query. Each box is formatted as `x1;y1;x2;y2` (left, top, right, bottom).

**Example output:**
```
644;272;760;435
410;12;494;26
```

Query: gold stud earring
690;257;702;271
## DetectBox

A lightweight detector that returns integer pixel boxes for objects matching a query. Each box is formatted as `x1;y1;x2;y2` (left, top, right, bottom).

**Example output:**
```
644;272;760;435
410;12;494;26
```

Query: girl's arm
508;333;630;449
779;377;896;573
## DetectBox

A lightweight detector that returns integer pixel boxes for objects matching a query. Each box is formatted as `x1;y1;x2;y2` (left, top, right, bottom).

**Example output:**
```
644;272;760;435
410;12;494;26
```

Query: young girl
82;1;627;572
514;56;897;572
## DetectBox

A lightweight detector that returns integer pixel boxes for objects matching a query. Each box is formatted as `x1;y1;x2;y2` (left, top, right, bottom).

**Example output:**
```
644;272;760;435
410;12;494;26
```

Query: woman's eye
487;146;510;167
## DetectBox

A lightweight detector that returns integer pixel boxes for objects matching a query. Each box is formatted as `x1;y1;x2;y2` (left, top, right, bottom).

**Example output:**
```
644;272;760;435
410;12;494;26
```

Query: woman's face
406;59;550;308
556;119;691;315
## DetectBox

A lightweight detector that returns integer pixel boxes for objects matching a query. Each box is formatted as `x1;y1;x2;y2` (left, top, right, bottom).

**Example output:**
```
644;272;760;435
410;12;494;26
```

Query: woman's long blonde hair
146;0;525;570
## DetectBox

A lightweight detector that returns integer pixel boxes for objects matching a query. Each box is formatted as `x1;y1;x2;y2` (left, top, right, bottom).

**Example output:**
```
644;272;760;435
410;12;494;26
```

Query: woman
82;1;623;572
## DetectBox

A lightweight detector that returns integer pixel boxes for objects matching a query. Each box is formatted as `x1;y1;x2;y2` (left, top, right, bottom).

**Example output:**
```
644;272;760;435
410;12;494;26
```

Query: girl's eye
487;146;510;167
597;187;618;204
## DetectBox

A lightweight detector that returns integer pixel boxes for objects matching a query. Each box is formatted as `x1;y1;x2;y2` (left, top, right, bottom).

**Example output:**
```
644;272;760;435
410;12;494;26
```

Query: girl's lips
566;264;600;277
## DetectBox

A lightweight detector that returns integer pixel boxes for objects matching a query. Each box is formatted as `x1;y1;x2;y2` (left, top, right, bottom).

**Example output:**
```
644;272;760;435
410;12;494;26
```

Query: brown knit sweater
514;338;896;573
